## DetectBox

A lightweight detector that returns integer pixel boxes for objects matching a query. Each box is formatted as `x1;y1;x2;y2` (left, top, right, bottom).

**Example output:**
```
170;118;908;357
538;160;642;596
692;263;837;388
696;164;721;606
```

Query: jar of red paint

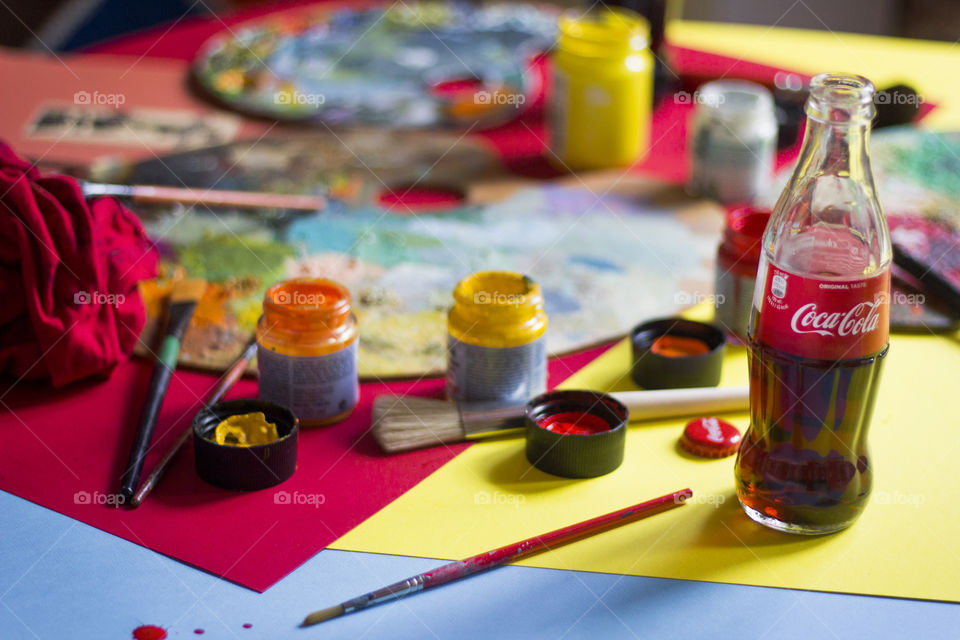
714;206;770;341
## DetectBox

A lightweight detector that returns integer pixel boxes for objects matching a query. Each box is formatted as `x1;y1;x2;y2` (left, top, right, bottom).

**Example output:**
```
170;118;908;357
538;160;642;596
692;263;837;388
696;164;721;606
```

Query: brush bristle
372;395;465;453
301;604;345;626
169;278;207;303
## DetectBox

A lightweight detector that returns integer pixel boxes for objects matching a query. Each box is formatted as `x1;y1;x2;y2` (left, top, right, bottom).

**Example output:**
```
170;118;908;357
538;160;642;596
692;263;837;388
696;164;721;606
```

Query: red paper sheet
0;6;836;592
0;349;605;592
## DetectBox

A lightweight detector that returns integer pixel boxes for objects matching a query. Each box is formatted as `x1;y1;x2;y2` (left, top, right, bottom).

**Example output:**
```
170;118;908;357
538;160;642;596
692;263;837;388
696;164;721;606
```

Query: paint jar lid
630;318;726;389
192;399;298;490
525;390;627;478
680;417;742;458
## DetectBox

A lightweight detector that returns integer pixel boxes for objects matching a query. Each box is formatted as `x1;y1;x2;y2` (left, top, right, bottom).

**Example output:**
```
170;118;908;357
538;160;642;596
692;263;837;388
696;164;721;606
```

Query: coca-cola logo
789;293;886;338
702;417;724;443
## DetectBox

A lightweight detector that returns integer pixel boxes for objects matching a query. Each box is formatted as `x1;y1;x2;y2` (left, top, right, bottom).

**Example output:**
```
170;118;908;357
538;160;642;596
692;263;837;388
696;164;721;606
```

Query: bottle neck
791;72;876;187
797;118;873;186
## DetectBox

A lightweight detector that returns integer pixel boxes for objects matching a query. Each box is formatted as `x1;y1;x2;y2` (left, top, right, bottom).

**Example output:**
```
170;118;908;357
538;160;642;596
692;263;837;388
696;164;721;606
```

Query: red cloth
0;142;157;387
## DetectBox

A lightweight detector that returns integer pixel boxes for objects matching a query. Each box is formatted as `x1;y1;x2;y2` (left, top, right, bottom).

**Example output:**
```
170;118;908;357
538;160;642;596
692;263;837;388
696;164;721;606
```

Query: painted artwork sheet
114;133;724;377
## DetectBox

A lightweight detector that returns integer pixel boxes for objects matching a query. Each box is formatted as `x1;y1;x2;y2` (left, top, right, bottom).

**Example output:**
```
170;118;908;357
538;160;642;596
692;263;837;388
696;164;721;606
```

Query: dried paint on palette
127;136;721;377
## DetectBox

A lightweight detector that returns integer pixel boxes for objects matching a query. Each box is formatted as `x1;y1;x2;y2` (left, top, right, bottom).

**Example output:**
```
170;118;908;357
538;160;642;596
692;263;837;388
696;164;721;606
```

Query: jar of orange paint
256;278;359;426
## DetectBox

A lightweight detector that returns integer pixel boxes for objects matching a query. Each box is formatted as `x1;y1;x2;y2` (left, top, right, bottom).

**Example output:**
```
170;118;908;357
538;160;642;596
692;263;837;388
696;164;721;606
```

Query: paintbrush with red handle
301;488;693;626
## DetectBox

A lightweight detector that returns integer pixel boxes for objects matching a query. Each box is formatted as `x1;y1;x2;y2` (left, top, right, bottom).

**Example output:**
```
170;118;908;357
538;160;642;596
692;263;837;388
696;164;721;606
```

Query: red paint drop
243;623;253;629
194;630;205;635
132;626;167;640
538;412;610;435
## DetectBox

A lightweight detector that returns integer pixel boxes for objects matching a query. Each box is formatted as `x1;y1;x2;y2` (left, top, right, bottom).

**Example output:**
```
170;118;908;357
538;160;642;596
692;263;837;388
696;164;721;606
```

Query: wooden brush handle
130;185;326;211
611;386;749;421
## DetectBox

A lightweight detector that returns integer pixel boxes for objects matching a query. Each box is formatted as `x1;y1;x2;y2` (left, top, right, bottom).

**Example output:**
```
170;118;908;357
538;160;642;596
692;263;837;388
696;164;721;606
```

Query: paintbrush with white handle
372;386;749;453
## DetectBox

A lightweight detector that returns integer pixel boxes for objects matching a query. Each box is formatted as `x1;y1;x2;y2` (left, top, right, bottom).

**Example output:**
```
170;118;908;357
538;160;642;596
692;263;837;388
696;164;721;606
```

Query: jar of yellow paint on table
447;271;548;407
549;8;653;170
257;278;359;426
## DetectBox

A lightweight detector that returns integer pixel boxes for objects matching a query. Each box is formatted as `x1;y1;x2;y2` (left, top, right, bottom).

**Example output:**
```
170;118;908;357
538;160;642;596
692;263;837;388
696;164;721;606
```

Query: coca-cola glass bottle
734;73;891;534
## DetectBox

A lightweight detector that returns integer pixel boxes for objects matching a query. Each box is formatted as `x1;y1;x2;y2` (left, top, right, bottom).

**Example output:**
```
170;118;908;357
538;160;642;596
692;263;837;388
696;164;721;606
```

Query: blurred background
1;0;957;51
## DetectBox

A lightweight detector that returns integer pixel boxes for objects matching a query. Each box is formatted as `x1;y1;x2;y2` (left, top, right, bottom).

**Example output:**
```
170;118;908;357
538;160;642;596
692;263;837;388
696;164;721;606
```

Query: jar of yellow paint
447;271;548;406
257;277;359;426
549;8;653;170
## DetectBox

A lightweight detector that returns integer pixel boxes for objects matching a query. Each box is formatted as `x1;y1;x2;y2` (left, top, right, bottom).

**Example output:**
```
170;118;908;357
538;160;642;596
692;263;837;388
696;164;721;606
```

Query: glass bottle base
740;503;854;536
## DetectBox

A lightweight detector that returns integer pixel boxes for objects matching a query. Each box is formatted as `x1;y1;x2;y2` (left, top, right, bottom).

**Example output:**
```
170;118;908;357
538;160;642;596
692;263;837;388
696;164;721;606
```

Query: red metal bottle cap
680;417;742;458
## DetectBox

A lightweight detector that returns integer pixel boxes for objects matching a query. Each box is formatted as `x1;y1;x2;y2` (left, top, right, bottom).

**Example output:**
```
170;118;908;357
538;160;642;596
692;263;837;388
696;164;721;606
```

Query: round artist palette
192;2;557;129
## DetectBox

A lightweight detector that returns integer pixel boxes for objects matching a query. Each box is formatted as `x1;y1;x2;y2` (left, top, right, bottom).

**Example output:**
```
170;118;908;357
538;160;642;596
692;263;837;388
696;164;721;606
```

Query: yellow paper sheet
332;25;960;601
332;328;960;601
667;21;960;130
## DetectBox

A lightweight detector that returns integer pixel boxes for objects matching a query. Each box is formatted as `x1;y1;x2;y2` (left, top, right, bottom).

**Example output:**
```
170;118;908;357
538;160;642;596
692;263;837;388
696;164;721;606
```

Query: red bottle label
752;261;890;360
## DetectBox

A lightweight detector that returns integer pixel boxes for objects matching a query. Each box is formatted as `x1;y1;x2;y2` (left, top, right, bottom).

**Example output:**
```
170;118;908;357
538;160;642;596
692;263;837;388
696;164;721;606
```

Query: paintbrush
80;181;326;212
302;488;692;626
118;278;207;505
372;386;749;453
128;337;258;508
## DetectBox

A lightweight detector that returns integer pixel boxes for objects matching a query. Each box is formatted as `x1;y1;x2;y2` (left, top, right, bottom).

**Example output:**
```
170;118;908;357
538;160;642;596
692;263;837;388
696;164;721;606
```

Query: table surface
3;490;959;639
5;10;960;639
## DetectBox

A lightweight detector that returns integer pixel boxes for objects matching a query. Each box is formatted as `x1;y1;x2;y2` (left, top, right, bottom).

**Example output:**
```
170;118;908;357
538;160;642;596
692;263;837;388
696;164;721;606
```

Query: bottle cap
525;390;627;478
630;318;726;389
680;417;741;458
193;399;299;490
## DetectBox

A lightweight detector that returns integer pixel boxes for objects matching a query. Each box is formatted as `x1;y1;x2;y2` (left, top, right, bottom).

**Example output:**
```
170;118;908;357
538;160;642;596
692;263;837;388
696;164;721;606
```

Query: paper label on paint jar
689;126;775;203
257;342;358;422
714;268;756;339
548;66;569;161
446;336;547;406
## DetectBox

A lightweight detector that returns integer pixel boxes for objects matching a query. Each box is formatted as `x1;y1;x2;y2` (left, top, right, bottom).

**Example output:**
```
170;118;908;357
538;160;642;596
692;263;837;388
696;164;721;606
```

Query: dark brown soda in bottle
734;74;892;534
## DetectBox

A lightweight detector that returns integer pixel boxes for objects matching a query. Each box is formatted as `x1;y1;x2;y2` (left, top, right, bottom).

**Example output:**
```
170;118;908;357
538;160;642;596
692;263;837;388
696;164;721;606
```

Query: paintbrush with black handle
118;278;206;505
128;337;257;508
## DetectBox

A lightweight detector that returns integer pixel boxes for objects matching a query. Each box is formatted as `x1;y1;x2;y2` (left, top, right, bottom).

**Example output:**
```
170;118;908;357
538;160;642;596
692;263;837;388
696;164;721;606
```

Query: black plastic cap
193;399;298;491
630;318;726;389
524;390;627;478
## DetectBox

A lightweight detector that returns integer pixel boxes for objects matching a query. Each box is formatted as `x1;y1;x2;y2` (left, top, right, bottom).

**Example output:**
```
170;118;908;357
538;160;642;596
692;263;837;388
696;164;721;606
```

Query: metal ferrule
342;575;425;613
459;403;527;438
